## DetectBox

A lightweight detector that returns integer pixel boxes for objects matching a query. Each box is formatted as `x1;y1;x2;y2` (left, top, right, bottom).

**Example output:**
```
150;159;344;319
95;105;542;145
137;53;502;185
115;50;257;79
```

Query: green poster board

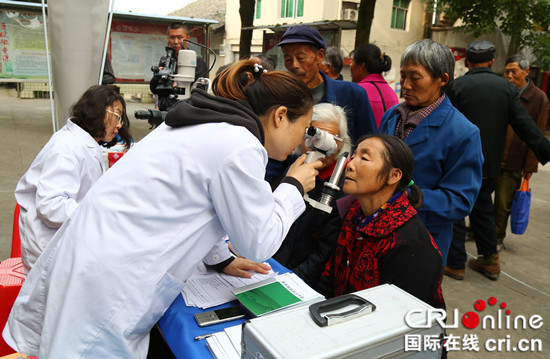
0;9;48;80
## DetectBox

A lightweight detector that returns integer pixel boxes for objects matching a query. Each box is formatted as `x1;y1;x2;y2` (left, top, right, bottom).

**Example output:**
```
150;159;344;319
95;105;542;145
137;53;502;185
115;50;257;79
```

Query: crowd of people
4;22;550;358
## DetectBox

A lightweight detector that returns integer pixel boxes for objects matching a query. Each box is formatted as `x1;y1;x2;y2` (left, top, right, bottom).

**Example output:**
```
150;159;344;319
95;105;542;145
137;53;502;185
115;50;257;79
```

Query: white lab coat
4;121;305;358
15;119;106;272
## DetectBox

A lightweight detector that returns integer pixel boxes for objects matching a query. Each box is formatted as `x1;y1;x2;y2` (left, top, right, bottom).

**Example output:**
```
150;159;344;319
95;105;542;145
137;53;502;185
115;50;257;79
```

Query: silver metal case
242;284;443;359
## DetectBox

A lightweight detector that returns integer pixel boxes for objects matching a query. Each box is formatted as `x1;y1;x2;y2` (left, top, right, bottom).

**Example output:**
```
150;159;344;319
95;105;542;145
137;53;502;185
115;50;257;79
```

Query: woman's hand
286;154;323;193
222;257;271;278
227;241;244;258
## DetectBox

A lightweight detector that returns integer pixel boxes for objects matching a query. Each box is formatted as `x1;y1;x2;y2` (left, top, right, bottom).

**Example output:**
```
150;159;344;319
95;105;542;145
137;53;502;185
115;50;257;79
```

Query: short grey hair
311;103;351;157
401;39;455;91
505;54;530;70
322;47;345;73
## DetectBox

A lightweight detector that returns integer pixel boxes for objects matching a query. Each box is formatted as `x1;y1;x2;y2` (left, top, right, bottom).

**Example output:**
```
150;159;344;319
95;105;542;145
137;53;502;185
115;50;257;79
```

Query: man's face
319;62;331;76
504;62;529;89
283;43;325;89
400;62;446;108
168;28;188;52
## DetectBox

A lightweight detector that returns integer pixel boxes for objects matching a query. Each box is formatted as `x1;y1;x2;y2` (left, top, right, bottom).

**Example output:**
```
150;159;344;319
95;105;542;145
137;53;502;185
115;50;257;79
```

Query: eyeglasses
106;109;123;125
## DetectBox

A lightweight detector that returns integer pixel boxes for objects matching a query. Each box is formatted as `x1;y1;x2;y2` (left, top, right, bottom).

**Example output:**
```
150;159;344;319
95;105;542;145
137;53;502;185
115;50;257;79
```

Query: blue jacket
320;72;376;142
378;96;483;264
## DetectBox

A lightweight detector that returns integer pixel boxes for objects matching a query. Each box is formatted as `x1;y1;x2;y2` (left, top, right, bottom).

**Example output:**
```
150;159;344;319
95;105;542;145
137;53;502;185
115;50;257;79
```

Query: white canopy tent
0;0;217;132
43;0;112;131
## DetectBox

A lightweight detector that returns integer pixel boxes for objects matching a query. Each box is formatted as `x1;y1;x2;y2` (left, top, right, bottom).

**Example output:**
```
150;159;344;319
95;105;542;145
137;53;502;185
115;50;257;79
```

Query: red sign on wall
449;47;466;61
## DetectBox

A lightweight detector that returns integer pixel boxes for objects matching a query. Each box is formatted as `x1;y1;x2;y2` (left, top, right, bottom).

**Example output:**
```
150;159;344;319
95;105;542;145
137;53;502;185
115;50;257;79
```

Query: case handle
309;294;376;327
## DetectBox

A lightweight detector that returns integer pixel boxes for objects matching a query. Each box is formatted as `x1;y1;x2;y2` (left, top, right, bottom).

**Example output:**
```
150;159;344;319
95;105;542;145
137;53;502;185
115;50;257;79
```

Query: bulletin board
0;10;207;83
109;20;206;83
110;20;167;82
0;9;48;80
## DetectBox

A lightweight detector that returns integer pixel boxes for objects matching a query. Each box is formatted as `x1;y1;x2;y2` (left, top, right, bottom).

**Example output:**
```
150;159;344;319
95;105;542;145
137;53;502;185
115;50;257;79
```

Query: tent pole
99;0;115;84
41;0;56;133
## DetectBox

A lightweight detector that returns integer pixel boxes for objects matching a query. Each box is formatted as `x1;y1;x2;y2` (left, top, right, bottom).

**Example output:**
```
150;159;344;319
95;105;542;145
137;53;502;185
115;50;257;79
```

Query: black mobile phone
193;306;246;327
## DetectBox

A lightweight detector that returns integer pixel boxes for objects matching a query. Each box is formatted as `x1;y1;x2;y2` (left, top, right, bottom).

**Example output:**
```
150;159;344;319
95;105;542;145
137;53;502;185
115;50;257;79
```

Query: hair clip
252;63;268;79
380;52;386;61
408;180;414;187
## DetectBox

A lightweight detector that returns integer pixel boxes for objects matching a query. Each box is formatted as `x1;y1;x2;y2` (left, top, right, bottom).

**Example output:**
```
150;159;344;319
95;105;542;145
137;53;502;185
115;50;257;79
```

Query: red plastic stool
11;204;21;258
0;257;26;356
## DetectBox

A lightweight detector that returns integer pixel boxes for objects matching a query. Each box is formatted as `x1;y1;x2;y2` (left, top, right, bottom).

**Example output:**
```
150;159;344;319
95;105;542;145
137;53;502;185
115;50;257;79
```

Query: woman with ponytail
350;43;399;127
318;134;445;310
4;60;323;358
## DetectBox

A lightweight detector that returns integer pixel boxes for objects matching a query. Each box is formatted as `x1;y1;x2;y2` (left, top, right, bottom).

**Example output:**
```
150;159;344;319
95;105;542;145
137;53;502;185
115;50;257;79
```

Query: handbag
368;81;387;112
510;178;531;235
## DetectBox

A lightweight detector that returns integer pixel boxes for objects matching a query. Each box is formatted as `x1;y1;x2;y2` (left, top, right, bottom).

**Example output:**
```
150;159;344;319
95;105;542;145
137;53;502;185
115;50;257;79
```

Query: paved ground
0;86;549;358
0;86;154;261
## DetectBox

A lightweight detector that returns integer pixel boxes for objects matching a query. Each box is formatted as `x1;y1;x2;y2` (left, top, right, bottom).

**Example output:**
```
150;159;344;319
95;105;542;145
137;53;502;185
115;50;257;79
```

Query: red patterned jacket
321;192;445;309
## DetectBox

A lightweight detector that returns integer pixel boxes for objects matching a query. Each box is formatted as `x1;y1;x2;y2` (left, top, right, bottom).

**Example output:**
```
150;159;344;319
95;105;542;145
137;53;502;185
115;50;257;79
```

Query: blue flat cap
278;25;327;51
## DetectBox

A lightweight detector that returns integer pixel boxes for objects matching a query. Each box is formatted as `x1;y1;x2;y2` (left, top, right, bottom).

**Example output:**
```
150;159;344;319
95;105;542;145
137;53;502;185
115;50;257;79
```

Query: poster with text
0;10;48;79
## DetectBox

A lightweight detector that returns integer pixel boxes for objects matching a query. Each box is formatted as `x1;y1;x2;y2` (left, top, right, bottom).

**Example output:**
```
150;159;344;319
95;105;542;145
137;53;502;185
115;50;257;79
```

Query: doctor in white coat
14;85;132;273
4;60;322;358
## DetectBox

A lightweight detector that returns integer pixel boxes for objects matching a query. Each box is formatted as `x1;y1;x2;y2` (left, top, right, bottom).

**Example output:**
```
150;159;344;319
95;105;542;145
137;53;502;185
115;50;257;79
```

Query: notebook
232;272;324;317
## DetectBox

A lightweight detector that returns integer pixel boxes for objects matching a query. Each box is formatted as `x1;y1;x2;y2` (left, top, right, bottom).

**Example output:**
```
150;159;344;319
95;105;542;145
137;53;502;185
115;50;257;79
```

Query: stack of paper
182;263;277;309
205;324;242;359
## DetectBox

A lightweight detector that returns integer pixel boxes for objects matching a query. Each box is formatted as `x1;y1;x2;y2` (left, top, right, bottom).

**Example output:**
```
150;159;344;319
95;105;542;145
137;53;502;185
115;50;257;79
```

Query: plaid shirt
395;93;446;139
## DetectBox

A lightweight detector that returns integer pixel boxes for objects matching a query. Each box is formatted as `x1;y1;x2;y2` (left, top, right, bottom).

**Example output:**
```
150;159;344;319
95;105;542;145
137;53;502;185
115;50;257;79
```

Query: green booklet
232;272;324;317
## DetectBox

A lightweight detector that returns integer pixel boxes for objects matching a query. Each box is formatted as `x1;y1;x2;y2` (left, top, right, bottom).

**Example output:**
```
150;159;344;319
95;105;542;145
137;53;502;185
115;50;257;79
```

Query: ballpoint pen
194;333;214;341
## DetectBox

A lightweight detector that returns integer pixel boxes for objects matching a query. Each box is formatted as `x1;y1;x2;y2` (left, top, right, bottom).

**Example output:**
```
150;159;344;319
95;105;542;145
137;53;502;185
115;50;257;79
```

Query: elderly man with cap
494;55;549;251
278;25;376;142
265;25;376;184
445;40;550;281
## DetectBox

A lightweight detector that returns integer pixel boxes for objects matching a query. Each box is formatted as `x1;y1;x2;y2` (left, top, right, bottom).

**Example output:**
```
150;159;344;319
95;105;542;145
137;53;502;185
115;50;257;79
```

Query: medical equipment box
241;284;443;359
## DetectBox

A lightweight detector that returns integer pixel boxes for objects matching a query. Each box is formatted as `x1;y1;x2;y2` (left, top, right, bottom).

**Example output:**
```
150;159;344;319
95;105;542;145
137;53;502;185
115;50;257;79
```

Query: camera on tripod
151;47;178;97
150;47;183;111
138;48;201;128
150;46;206;112
139;38;214;128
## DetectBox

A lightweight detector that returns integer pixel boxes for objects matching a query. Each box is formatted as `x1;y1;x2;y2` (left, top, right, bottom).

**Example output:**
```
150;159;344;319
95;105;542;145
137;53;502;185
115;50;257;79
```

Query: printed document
182;262;277;309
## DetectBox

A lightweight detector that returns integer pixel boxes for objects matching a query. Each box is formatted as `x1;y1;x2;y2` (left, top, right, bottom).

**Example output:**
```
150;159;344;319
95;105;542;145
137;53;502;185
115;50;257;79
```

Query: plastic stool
0;257;25;356
11;204;21;258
